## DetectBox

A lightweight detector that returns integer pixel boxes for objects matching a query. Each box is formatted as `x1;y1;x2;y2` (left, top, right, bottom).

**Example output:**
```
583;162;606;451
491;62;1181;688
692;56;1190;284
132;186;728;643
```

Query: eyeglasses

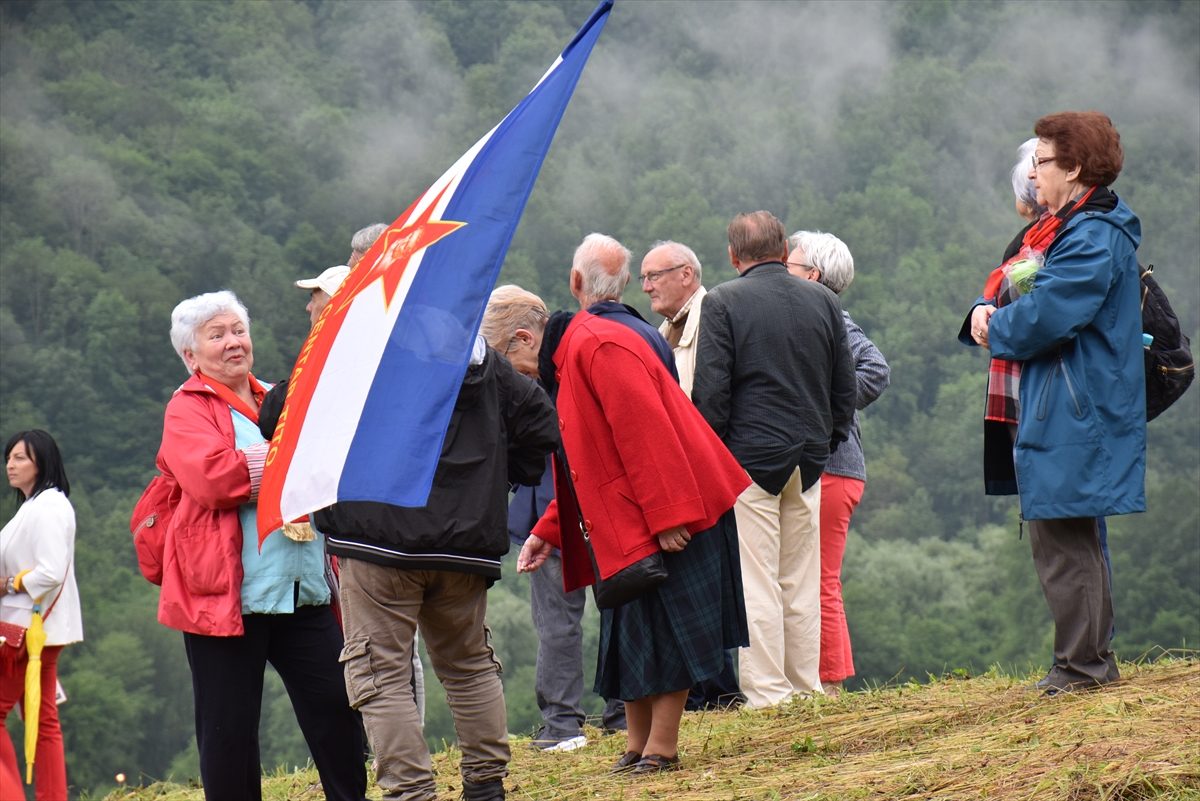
641;265;685;284
787;262;814;272
1031;156;1056;171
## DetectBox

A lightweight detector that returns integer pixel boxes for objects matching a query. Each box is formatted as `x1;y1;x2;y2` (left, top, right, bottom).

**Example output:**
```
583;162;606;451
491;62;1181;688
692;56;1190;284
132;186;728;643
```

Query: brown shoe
610;751;642;773
631;753;680;773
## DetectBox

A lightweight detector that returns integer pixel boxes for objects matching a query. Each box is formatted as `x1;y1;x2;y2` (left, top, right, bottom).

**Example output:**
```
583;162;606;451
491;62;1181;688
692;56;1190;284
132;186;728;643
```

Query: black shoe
1035;668;1108;696
462;778;505;801
610;751;642;774
1043;679;1106;697
631;753;680;774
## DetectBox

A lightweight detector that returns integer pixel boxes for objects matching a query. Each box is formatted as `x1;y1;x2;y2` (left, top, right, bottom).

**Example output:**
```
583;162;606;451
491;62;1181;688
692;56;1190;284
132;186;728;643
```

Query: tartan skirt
594;508;749;701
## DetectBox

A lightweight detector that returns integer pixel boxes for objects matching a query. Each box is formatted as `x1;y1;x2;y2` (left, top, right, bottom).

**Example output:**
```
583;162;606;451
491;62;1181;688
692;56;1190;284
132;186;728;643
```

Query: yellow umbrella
23;602;47;784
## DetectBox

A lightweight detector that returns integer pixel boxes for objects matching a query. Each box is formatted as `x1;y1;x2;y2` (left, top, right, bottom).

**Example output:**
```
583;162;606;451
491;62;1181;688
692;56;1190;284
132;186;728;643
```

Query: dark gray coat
693;261;857;494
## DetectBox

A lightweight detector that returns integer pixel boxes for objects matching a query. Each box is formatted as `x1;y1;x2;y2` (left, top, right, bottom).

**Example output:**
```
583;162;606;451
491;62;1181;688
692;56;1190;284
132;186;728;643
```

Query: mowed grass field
104;657;1199;801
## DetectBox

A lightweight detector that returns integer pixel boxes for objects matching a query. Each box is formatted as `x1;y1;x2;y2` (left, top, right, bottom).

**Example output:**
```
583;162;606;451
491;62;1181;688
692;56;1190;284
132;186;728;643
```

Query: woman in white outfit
0;429;81;801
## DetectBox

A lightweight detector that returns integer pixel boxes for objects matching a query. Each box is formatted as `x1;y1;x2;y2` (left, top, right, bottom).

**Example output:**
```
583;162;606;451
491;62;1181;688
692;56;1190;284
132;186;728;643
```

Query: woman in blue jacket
961;111;1144;694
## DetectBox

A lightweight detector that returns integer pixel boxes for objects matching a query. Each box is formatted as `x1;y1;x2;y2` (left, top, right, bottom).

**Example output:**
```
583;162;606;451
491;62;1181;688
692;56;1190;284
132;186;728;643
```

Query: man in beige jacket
640;239;745;711
641;240;707;398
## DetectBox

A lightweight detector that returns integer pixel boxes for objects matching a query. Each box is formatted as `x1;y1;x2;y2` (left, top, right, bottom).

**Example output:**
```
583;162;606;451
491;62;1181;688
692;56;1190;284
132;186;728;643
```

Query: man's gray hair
572;233;631;302
788;230;855;295
648;240;702;283
351;222;388;253
170;290;250;371
1011;138;1045;214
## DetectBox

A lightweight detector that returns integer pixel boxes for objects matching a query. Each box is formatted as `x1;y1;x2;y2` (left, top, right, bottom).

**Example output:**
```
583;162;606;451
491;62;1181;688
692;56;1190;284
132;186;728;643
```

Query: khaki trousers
735;468;823;708
338;559;509;801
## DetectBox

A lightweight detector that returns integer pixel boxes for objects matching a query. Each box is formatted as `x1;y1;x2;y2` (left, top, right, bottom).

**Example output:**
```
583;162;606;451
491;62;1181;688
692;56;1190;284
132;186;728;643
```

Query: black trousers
183;605;367;801
686;649;744;710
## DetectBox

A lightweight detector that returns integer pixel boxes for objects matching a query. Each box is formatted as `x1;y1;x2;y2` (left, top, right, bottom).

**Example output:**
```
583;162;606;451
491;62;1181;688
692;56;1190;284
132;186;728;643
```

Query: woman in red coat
519;306;750;774
154;291;366;801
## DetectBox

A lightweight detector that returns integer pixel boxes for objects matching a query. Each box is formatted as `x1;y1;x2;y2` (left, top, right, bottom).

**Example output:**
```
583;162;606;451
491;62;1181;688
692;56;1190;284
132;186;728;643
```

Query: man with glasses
692;211;856;709
641;241;707;399
641;240;743;711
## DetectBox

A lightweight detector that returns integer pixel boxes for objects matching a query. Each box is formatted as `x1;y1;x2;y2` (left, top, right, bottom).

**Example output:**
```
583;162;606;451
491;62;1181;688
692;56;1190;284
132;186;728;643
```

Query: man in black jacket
315;336;559;801
692;211;856;710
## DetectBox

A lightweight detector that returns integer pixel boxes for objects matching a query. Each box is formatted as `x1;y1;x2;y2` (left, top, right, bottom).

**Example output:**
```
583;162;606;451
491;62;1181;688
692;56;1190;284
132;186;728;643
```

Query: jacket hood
1064;191;1141;250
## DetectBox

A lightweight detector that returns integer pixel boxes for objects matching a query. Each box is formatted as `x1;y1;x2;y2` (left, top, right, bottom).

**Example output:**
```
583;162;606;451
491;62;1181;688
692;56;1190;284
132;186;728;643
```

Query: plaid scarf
985;274;1024;423
982;188;1096;423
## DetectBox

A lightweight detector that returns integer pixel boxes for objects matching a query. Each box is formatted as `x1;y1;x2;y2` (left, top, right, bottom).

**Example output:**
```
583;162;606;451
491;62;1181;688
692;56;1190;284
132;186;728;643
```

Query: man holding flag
318;337;558;801
255;3;614;799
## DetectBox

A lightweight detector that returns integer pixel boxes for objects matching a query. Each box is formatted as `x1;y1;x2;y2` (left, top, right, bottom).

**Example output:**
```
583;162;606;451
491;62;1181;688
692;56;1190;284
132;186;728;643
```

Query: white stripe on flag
280;284;401;518
276;128;496;520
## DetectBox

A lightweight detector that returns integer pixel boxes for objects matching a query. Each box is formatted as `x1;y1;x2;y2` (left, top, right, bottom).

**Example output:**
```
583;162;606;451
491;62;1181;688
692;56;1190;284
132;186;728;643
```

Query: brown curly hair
1034;111;1124;187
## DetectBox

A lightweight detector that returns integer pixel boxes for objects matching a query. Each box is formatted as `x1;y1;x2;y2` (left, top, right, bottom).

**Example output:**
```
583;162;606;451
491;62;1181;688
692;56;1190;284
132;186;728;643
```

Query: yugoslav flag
257;0;613;544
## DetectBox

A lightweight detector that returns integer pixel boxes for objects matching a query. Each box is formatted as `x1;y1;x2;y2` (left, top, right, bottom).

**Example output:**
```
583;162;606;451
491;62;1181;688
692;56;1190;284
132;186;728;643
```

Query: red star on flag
337;185;466;313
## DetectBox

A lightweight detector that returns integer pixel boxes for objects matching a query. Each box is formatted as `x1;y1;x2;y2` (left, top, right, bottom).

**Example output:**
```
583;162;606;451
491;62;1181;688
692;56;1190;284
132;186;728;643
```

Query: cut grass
104;657;1200;800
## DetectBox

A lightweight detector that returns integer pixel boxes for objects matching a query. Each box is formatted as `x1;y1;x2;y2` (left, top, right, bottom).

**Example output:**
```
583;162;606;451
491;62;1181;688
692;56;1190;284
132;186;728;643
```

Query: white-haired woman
1012;137;1048;223
787;232;890;696
154;291;366;801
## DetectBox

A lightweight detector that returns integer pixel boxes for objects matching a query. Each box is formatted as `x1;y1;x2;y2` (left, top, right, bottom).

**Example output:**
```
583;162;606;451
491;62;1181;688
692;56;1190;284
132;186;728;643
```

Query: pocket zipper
1058;357;1083;416
1036;354;1082;420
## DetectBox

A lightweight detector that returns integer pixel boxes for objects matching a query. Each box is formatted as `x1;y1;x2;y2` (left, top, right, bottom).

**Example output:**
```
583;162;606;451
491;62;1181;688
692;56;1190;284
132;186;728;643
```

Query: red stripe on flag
257;187;461;544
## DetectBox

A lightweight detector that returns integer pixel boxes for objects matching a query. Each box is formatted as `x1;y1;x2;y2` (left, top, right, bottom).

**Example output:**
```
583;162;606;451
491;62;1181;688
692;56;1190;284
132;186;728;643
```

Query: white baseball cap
295;265;351;296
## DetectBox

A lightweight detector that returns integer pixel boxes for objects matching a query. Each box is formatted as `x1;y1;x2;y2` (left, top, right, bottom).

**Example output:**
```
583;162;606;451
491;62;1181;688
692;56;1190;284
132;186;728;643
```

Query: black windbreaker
318;347;560;581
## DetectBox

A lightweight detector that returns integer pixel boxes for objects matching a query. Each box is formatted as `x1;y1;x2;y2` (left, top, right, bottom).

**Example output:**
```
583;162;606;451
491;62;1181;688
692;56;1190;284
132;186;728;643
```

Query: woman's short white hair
788;230;855;294
572;233;631;302
170;290;250;371
1012;137;1045;213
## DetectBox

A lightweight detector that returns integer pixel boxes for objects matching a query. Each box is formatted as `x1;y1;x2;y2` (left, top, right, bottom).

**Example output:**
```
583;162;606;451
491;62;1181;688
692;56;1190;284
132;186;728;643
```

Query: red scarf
983;186;1096;302
197;372;267;423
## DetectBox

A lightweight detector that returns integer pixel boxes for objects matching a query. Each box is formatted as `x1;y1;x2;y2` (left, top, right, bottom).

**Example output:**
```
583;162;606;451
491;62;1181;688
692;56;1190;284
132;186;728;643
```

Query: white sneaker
542;734;587;752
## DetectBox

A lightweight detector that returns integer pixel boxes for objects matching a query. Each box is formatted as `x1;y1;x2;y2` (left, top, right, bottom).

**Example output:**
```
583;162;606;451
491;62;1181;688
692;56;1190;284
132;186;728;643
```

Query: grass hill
103;657;1199;800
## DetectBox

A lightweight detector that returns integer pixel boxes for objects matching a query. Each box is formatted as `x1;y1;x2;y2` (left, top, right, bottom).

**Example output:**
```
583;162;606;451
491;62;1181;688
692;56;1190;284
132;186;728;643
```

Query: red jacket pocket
593;474;652;558
177;523;232;596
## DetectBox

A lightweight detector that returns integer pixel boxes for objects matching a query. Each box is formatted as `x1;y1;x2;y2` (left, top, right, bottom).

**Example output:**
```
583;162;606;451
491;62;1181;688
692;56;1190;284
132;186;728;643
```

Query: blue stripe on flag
337;0;612;507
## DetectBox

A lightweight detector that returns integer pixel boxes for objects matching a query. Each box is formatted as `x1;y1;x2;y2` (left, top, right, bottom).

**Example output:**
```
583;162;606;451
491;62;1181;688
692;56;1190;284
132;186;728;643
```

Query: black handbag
555;450;667;610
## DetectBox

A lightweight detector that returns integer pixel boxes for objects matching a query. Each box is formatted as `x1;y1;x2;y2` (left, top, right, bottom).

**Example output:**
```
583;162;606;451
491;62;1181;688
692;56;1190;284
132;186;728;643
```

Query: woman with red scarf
154;291;366;800
959;113;1145;695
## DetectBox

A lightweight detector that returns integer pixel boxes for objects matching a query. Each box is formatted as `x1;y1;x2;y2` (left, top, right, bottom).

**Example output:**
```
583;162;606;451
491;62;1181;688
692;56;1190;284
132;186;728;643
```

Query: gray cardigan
824;311;890;481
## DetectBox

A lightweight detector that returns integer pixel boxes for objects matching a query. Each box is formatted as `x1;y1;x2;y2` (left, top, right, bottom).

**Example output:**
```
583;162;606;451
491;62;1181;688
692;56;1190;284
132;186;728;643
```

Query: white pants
735;468;823;708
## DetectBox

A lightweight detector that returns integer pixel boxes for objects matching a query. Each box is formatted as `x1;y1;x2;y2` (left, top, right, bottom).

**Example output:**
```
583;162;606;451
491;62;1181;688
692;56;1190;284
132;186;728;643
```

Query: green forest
0;0;1196;797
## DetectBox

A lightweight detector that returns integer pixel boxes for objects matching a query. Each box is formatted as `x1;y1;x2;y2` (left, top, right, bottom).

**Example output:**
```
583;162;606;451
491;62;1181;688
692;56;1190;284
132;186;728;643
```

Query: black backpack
1140;264;1195;421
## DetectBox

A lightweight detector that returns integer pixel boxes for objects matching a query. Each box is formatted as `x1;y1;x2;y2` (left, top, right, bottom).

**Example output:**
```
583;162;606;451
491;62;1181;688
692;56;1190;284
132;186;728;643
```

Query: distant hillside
106;658;1199;800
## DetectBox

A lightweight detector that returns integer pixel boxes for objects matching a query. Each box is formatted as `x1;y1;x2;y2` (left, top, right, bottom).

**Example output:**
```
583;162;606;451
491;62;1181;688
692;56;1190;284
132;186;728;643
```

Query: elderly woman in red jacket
519;235;750;774
155;291;366;801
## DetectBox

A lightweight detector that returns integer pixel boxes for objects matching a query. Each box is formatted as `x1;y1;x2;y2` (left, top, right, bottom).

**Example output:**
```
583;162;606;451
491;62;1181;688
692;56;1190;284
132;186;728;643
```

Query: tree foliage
0;1;1196;797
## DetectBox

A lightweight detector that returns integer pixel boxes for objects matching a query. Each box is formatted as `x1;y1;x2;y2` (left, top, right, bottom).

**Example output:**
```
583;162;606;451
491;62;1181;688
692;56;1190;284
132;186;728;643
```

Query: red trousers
818;475;864;684
0;645;66;801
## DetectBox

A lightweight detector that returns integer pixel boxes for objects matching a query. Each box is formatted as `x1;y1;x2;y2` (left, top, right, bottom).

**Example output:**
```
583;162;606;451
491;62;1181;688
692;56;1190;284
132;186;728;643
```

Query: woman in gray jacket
787;231;890;697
